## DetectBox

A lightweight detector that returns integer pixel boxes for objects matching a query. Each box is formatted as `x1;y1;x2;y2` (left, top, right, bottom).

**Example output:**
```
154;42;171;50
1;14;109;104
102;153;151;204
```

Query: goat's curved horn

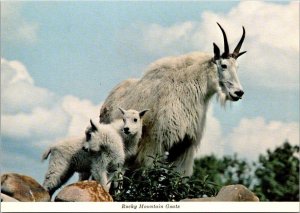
217;22;229;58
232;26;246;59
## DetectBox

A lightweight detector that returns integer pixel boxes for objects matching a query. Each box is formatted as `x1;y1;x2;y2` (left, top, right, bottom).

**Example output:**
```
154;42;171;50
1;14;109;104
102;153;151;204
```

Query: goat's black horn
217;22;229;58
232;26;246;59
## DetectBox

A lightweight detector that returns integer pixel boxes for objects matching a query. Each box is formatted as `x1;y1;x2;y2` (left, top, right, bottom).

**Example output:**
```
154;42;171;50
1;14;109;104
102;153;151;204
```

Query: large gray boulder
54;180;113;202
1;173;50;202
181;184;259;202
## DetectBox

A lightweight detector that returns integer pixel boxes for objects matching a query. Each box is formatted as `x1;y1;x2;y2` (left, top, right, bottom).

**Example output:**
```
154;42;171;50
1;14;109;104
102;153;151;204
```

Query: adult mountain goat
100;23;247;176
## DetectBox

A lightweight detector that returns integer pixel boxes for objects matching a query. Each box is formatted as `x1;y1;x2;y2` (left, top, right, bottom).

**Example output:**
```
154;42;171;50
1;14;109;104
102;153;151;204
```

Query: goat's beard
216;85;227;107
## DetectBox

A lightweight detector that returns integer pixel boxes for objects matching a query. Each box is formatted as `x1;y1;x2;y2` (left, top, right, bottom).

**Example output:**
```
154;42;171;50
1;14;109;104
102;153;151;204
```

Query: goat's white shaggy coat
100;53;215;176
100;24;246;176
42;108;147;194
82;120;125;191
42;136;91;196
42;122;124;194
116;108;149;163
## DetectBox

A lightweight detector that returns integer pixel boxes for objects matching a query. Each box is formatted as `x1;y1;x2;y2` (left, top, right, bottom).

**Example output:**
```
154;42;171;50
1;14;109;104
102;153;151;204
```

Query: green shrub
191;141;299;201
110;154;218;201
253;142;299;201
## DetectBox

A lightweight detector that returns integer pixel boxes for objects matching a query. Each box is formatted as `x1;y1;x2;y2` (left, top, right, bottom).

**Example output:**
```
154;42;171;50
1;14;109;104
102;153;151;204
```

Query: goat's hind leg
43;156;75;196
44;168;74;196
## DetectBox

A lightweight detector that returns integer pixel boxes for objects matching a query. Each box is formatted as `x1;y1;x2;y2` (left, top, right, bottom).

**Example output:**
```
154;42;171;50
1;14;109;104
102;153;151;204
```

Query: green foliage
110;154;218;201
109;141;298;201
192;141;299;201
192;154;252;189
253;141;299;201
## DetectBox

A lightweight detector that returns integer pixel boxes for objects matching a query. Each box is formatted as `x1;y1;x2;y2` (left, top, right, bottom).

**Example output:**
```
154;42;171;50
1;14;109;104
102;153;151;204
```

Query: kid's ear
118;107;126;115
213;42;220;63
139;109;149;118
90;119;98;132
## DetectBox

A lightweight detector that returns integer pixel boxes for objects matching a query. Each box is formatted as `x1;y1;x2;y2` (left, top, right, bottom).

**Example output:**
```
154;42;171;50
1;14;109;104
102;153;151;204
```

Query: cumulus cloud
61;95;101;137
198;109;299;161
1;58;56;114
133;1;299;90
196;106;224;157
1;58;102;147
2;107;69;141
1;2;39;43
226;117;299;160
141;21;196;56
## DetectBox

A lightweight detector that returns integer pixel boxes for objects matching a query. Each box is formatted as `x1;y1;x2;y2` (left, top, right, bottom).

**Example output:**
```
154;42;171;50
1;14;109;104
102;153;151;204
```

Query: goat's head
213;23;246;103
119;107;149;136
82;119;100;153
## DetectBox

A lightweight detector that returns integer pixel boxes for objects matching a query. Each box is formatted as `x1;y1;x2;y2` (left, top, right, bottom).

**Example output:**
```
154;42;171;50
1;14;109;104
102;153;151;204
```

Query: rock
1;193;20;202
181;184;259;202
182;196;216;202
216;184;259;201
54;180;113;202
1;173;50;202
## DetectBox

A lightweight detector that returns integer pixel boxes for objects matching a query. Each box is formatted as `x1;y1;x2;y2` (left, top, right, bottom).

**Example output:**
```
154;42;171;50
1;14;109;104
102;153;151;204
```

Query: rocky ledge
1;172;259;202
181;184;259;202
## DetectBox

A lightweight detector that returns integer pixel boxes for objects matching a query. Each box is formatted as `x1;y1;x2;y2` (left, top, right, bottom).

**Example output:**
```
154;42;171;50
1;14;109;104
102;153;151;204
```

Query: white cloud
227;1;298;52
135;1;299;90
141;22;196;55
198;109;299;161
2;106;69;140
1;58;56;114
1;58;102;146
1;2;38;43
1;58;34;84
226;117;299;161
197;106;224;157
61;95;101;137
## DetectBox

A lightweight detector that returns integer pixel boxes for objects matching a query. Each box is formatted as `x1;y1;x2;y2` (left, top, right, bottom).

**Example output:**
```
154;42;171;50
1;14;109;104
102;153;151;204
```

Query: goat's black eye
133;118;137;122
86;132;91;141
221;64;227;69
123;118;126;123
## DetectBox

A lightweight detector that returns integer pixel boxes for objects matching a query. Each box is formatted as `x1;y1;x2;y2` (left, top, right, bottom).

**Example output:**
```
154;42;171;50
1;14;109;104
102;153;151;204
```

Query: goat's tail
41;147;51;162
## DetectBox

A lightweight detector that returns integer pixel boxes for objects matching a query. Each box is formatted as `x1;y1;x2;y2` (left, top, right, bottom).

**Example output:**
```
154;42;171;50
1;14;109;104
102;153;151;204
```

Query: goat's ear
90;119;98;132
118;107;126;115
139;109;149;118
213;43;220;62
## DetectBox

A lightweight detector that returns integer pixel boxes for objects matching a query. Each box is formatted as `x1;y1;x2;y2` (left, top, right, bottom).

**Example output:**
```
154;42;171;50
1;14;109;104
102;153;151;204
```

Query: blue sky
1;1;299;185
2;1;240;102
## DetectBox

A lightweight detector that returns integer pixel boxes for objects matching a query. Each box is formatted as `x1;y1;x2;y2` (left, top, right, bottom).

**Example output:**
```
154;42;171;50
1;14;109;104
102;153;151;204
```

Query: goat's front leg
78;172;91;181
91;167;110;192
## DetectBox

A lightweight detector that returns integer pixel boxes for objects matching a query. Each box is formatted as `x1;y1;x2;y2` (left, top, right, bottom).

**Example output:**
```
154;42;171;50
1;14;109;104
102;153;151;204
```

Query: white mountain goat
83;108;148;190
99;23;247;176
42;108;148;195
82;119;125;191
117;108;149;164
42;136;92;196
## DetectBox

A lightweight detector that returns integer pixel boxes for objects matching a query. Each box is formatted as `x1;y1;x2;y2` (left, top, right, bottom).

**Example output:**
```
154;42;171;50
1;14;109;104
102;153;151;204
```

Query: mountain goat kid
42;136;91;196
83;108;148;190
42;108;148;195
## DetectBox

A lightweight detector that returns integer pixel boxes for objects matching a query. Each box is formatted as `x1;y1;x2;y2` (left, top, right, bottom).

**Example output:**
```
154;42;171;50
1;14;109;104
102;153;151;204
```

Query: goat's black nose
82;146;88;152
123;127;129;134
235;90;244;98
